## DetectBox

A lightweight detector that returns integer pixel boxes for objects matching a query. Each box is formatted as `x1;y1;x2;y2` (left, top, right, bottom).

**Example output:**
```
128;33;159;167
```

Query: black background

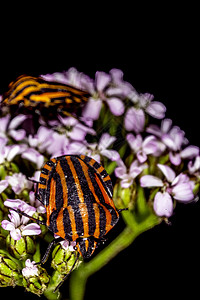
1;5;199;300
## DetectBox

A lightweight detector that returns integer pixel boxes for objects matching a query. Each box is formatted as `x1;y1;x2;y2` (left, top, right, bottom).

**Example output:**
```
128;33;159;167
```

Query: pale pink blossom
153;192;173;217
188;156;200;175
124;107;145;133
140;164;195;217
0;114;27;141
1;209;41;240
5;173;33;194
0;180;9;193
41;67;92;91
147;118;199;165
126;133;161;163
115;159;147;188
60;240;76;251
82;71;125;120
21;148;45;169
28;126;53;152
89;133;120;163
0;137;27;164
125;92;166;121
57;116;95;140
22;259;39;277
29;191;46;214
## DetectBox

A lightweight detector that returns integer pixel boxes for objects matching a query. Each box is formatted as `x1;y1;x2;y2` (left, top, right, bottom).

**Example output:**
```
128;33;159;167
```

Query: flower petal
8;114;27;130
95;71;111;92
0;180;9;193
22;223;41;236
161;118;172;133
66;141;87;155
22;148;44;169
82;98;102;121
129;160;147;178
120;177;133;188
181;145;199;159
9;129;26;141
115;160;127;178
188;156;200;174
99;133;116;150
137;150;147;163
153;192;173;217
22;259;39;277
124;107;145;133
140;175;164;187
10;228;22;240
142;135;159;155
146;101;166;119
157;164;176;183
106;97;125;116
8;210;21;227
4;198;26;210
68;126;87;141
1;220;15;231
172;183;194;202
169;152;181;166
100;149;120;161
0;115;10;132
6;145;23;161
162;134;176;150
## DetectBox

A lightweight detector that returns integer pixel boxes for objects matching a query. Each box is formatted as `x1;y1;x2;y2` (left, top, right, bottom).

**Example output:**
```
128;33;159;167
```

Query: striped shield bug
11;155;125;291
1;75;90;118
38;154;120;259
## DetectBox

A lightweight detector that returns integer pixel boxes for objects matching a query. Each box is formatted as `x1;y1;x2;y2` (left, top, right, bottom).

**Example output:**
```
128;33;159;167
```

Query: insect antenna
9;207;46;226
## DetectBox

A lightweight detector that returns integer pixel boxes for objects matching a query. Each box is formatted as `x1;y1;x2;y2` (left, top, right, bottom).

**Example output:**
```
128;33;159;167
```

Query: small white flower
60;240;76;252
22;259;39;277
140;164;195;217
5;173;33;194
1;206;41;240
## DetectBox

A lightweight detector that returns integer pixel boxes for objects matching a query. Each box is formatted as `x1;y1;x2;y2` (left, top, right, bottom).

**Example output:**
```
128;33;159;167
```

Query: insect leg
117;208;129;213
54;252;80;293
9;207;46;225
36;236;63;265
28;178;40;184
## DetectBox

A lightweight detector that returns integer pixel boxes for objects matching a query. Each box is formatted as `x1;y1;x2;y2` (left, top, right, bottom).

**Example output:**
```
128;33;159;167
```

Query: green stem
69;226;135;300
43;270;62;300
69;208;160;300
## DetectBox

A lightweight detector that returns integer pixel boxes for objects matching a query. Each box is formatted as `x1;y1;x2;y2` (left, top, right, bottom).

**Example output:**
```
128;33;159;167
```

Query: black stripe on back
78;155;113;198
53;170;64;211
63;207;73;241
8;84;38;101
70;156;96;236
59;157;84;237
48;210;58;233
98;204;107;238
73;156;107;237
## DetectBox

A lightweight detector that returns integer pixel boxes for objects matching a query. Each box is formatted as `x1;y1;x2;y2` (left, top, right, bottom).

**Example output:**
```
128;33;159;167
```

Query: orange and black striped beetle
1;75;90;118
12;155;126;291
